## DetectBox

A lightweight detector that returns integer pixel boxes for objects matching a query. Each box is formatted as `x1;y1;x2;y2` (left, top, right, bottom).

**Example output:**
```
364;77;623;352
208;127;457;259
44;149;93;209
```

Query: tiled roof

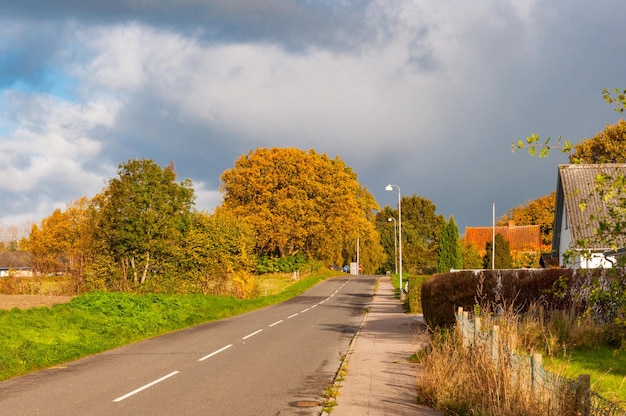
465;223;542;254
556;163;626;250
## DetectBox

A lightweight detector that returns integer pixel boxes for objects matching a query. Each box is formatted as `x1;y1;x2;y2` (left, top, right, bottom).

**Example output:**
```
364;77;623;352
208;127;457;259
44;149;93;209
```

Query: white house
552;164;626;268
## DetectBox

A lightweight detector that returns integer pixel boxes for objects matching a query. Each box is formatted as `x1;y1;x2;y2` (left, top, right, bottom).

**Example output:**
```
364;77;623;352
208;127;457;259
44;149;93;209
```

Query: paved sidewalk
325;276;441;416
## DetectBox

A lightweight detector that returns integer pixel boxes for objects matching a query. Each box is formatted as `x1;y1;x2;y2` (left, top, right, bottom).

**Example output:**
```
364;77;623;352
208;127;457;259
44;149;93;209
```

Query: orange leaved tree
219;148;384;273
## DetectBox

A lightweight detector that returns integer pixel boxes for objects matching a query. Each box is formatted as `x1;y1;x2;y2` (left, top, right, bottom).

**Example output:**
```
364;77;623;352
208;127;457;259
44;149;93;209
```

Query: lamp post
387;217;397;274
385;184;403;300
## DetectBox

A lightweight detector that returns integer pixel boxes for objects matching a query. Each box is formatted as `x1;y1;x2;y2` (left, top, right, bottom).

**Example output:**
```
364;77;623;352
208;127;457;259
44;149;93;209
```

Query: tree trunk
130;256;138;284
140;251;150;284
120;257;129;281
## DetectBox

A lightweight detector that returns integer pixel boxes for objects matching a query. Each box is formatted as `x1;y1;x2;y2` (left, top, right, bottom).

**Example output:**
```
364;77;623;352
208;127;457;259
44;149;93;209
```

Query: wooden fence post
463;310;470;347
457;307;466;348
491;325;500;365
531;353;543;391
473;316;481;346
576;374;591;416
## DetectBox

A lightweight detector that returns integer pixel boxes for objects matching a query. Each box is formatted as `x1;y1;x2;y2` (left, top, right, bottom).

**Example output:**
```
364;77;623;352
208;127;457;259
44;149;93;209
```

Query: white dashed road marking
198;344;233;362
242;329;263;340
113;371;179;402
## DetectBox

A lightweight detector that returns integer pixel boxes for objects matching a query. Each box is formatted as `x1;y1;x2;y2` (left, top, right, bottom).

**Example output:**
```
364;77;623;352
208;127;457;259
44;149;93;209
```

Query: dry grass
0;294;73;310
0;275;76;295
255;272;300;296
415;307;580;416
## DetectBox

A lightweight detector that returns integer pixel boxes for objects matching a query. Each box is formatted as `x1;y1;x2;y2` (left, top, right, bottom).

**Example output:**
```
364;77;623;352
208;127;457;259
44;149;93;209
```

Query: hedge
421;269;575;328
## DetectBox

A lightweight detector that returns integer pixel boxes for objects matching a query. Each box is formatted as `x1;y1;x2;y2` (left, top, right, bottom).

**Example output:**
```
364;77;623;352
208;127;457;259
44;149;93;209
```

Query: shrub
421;269;573;328
408;275;429;314
255;253;308;274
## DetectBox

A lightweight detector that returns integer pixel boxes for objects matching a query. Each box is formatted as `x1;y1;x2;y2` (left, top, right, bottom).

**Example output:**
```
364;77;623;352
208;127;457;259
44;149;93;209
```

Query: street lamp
387;217;398;274
385;184;403;300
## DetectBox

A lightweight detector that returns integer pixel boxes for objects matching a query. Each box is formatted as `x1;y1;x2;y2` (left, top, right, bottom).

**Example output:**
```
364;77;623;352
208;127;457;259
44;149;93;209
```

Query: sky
1;0;625;240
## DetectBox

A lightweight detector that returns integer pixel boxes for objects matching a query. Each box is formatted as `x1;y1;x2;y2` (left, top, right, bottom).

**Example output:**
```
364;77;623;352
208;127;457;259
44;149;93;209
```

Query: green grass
0;269;337;381
546;346;626;403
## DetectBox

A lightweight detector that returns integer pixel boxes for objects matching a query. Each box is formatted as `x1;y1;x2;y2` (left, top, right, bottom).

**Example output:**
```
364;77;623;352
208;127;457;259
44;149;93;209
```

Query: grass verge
546;347;626;403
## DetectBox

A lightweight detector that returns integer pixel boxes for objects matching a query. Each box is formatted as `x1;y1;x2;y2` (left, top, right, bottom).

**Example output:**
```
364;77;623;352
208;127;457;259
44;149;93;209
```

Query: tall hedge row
421;269;576;327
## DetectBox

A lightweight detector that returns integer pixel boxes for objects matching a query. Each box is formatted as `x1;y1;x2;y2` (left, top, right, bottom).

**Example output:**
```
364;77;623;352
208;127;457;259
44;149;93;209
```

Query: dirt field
0;295;73;310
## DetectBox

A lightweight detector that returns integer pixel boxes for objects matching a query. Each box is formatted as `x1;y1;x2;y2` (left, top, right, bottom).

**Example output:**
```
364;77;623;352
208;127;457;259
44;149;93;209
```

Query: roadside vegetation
8;149;385;298
415;269;626;414
416;303;626;414
0;269;335;381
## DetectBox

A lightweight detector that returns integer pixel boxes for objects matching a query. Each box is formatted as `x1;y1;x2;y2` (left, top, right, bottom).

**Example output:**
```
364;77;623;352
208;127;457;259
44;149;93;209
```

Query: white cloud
193;181;222;213
76;21;441;155
80;24;149;91
0;90;118;197
68;0;550;162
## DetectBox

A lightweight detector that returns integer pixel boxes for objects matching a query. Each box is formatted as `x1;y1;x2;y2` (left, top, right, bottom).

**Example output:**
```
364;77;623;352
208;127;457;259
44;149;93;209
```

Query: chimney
508;220;516;228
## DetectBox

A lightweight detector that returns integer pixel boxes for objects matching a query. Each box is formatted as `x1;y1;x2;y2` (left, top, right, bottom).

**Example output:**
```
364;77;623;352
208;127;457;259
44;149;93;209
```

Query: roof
0;251;32;269
554;163;626;250
465;222;542;253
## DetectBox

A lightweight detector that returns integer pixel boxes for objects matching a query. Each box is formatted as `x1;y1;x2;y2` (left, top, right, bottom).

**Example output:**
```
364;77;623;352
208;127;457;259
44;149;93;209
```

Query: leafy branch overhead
513;134;573;159
603;87;626;113
512;88;626;161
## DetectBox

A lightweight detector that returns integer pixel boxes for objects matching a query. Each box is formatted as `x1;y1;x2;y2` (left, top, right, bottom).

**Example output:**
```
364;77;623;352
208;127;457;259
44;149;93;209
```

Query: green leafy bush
408;275;429;314
256;253;309;273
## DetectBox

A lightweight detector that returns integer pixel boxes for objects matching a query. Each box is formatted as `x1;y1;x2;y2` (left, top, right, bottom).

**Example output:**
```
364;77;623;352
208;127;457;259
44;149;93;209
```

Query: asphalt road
0;274;376;416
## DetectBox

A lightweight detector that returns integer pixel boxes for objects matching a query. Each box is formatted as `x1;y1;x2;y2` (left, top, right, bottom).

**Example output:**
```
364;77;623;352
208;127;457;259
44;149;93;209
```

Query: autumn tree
181;211;256;297
498;192;555;248
95;159;195;286
513;101;626;257
28;209;71;274
27;197;98;292
219;148;384;272
569;119;626;163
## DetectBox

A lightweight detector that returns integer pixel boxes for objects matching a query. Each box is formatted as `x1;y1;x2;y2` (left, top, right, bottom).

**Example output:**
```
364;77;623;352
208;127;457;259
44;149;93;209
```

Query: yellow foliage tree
28;209;71;274
219;147;384;272
570;119;626;163
183;211;256;296
27;197;97;291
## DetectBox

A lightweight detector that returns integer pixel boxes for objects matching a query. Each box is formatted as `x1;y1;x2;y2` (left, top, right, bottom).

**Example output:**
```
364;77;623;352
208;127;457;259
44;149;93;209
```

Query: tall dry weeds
416;307;579;415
